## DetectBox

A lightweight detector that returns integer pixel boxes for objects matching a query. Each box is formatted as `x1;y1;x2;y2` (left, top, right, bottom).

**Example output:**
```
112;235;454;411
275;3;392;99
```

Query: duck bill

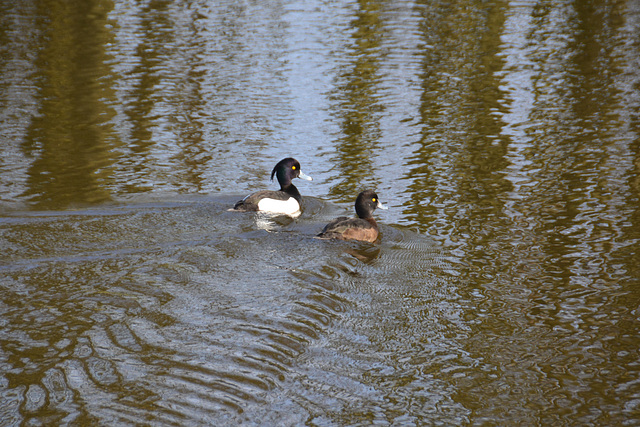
377;201;388;210
298;171;313;181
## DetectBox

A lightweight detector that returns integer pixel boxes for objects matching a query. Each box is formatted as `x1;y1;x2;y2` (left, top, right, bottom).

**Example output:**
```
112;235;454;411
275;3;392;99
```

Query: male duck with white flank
232;158;312;216
317;190;387;242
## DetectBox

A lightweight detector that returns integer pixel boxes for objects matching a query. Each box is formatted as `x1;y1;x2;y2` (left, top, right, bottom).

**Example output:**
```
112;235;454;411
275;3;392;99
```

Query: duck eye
372;198;377;202
292;165;296;170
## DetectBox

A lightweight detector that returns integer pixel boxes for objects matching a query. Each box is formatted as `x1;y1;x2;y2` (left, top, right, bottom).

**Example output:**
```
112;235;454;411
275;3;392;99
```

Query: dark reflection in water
329;0;384;200
19;0;118;209
1;0;640;425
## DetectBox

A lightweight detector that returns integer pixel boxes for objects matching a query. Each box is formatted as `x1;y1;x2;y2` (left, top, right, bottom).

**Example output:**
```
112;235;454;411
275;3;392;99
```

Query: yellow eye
372;198;377;202
292;165;296;170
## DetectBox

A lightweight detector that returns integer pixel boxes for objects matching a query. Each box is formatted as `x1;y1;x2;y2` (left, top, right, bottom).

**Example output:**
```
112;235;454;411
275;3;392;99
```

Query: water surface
1;0;640;425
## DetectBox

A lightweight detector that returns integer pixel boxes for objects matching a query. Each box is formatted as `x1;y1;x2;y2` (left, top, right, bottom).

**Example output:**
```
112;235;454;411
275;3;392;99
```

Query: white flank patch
257;197;301;216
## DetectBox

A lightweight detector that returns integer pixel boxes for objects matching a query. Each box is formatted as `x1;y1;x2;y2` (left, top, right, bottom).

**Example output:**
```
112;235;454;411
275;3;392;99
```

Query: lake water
1;0;640;425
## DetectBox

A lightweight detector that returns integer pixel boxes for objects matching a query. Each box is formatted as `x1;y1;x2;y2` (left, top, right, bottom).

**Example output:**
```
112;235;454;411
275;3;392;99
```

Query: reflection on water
329;0;384;201
22;0;117;209
1;0;640;425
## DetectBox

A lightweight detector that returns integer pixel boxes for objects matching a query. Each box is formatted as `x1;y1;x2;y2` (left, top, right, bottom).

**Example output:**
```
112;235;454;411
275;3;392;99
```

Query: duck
317;190;387;242
232;157;312;216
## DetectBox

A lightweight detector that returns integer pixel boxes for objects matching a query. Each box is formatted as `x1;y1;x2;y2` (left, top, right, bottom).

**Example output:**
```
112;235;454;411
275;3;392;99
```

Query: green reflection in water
402;0;640;422
118;0;176;194
329;0;384;201
21;0;118;210
401;0;511;238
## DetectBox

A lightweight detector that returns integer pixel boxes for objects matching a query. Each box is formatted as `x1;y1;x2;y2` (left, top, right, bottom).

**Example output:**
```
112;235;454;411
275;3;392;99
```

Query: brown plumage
317;190;387;243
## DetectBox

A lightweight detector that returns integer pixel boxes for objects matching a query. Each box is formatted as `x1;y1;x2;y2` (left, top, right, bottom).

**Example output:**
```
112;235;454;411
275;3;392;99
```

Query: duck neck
355;206;372;219
364;217;378;227
281;182;302;202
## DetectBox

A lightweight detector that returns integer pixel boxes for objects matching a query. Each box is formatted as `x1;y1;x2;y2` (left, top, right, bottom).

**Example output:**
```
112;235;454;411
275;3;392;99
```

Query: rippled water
1;0;640;425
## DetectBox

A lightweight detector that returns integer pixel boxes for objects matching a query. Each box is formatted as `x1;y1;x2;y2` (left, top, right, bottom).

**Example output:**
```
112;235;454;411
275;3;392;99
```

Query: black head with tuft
270;158;311;189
